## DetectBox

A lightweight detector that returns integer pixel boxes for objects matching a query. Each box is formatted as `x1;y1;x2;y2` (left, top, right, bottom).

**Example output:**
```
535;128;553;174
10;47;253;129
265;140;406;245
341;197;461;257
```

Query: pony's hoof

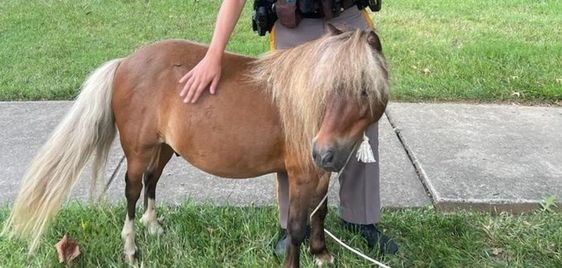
123;238;138;266
124;253;138;267
139;214;150;225
314;253;334;267
140;214;163;235
147;222;164;235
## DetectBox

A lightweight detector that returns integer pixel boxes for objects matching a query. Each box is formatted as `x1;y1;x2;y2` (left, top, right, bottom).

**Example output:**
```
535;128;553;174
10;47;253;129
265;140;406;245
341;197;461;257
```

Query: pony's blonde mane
251;29;389;169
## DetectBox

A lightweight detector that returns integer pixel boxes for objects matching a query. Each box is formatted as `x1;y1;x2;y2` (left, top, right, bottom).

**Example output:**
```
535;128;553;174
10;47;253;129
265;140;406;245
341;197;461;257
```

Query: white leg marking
121;215;137;264
140;198;163;235
314;254;334;267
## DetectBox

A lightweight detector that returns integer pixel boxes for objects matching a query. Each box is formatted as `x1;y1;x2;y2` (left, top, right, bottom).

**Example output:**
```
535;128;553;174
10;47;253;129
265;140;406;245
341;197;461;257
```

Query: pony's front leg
284;172;323;268
309;174;333;266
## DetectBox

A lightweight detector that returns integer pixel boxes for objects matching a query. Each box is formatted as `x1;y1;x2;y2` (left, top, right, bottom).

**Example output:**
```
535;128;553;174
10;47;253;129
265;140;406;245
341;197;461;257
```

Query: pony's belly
164;87;286;179
165;116;285;178
176;146;284;179
188;159;279;179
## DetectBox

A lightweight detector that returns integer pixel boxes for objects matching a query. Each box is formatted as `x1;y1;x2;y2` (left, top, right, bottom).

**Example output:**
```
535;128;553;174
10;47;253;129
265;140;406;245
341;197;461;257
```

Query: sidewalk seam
384;111;436;206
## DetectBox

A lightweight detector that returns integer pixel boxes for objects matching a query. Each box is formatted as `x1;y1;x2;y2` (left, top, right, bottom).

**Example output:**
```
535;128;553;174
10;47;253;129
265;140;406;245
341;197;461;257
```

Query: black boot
274;227;311;257
341;219;399;255
274;228;289;257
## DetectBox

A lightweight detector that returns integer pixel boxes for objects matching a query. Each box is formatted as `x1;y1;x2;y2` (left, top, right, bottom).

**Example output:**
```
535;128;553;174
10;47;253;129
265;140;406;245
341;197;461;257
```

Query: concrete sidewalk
1;101;560;212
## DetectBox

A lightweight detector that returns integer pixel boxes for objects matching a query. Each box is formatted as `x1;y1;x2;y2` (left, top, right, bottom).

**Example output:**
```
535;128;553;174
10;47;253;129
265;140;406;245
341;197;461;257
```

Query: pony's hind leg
121;170;142;264
121;147;158;264
140;144;174;235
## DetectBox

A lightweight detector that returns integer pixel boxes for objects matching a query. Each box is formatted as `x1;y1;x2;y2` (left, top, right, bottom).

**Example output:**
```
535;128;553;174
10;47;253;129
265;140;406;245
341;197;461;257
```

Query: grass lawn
0;0;560;103
1;203;561;267
1;1;561;266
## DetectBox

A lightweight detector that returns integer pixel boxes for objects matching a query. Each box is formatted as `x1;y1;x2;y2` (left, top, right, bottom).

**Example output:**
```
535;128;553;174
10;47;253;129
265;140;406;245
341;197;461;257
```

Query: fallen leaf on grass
54;234;81;264
491;247;504;256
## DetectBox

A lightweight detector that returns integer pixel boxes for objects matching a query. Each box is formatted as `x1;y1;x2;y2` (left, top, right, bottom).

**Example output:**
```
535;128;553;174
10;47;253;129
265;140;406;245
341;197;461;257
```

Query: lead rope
310;132;391;268
98;154;125;202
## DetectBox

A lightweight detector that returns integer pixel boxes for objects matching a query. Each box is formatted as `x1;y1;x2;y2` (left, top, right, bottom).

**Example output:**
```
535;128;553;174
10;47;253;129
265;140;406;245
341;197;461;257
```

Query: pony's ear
326;23;343;35
367;30;383;52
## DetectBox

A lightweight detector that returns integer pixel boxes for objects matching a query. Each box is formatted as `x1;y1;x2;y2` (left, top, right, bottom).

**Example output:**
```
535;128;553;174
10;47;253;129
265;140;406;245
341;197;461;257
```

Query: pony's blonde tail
1;58;123;252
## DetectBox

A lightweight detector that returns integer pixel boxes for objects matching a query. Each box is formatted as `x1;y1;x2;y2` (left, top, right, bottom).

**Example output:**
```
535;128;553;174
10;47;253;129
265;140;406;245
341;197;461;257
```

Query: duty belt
301;0;357;18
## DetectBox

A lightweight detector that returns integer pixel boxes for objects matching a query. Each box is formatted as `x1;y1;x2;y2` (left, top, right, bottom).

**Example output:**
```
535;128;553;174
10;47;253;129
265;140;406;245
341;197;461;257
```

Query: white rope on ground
324;228;391;268
310;133;391;268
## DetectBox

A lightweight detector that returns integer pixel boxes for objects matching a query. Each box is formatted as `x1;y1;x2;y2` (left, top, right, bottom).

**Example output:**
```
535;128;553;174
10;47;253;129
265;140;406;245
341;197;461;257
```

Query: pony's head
252;25;389;172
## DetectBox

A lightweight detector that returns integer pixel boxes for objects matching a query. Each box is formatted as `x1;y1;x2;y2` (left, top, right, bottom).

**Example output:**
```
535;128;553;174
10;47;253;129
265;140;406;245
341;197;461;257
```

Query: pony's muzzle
312;144;347;172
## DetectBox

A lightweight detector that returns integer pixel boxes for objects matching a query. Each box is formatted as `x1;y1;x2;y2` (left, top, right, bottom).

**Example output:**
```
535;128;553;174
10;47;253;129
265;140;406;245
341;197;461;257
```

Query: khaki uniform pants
270;7;381;228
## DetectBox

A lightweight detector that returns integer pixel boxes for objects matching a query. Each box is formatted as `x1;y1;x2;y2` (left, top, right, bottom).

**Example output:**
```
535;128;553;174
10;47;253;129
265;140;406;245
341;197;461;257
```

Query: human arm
179;0;247;103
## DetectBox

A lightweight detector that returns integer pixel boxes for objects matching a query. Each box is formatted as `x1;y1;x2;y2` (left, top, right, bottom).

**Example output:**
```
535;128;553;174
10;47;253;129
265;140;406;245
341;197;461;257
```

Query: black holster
252;0;277;36
355;0;382;12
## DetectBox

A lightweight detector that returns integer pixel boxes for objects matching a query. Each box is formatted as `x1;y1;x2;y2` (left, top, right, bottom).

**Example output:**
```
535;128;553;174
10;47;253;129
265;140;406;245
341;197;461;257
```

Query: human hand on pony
178;53;222;104
178;0;246;104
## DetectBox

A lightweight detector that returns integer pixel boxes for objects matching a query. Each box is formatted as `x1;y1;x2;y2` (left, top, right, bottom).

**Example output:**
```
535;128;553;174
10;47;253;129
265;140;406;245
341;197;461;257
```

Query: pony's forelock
250;29;389;169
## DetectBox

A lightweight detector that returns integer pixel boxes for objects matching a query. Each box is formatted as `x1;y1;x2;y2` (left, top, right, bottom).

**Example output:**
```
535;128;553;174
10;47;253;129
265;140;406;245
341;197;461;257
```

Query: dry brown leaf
491;247;504;256
54;234;81;264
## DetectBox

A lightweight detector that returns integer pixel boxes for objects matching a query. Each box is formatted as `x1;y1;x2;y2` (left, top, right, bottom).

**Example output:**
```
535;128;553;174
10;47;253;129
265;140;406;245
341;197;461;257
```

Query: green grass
379;0;562;103
0;0;560;103
1;203;561;267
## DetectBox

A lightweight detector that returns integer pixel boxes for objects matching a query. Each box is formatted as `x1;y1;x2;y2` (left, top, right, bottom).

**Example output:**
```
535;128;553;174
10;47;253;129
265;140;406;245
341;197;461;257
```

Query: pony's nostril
321;150;335;166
